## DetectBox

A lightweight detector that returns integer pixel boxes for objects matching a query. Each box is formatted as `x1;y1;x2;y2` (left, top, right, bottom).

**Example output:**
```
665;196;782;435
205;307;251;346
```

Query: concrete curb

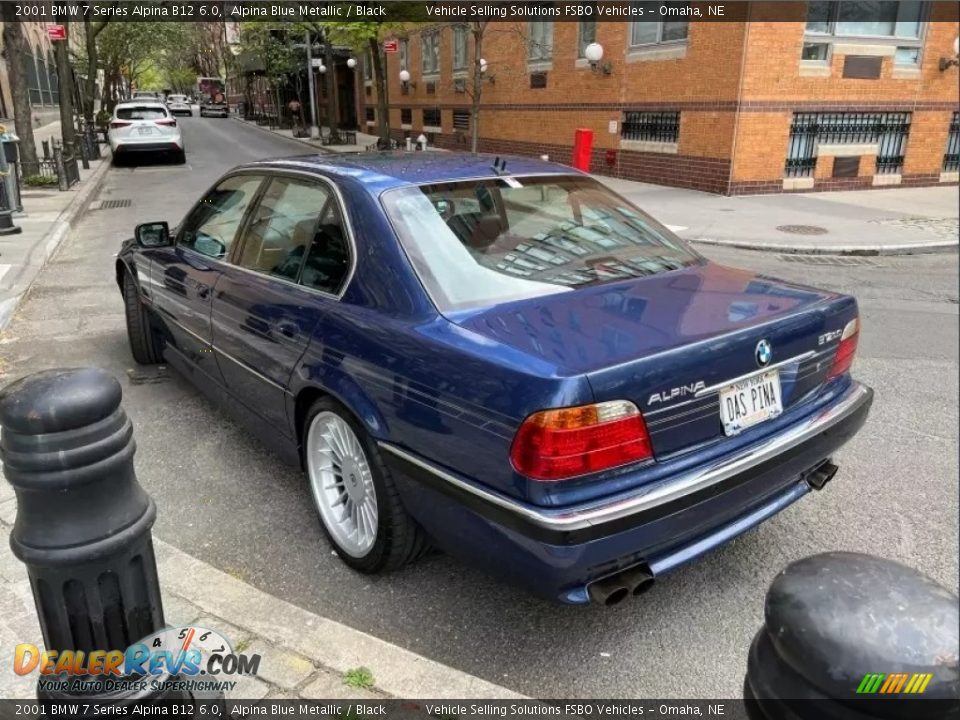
692;236;959;257
153;538;525;700
0;159;111;331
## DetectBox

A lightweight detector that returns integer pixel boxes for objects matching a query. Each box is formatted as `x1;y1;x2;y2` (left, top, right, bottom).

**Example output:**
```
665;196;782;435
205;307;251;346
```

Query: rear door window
236;177;338;284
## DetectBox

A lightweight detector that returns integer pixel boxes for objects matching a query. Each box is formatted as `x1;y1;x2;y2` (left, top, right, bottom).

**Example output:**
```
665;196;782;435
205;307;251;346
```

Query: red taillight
156;119;177;126
827;318;859;379
510;400;653;481
110;120;131;129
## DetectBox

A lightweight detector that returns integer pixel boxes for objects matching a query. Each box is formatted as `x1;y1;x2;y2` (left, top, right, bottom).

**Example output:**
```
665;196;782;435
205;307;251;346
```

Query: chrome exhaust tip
622;566;656;596
587;577;631;606
807;461;839;490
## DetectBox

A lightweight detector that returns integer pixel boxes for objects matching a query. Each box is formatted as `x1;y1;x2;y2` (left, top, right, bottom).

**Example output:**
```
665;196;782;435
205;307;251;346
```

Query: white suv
108;100;185;164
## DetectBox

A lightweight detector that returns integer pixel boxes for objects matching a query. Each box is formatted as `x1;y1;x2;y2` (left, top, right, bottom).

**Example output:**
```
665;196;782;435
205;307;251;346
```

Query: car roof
118;99;165;106
246;152;580;193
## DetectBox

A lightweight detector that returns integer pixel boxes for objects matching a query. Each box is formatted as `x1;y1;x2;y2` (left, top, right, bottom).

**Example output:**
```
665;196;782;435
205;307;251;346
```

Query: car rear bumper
382;380;873;603
113;142;182;154
201;107;228;116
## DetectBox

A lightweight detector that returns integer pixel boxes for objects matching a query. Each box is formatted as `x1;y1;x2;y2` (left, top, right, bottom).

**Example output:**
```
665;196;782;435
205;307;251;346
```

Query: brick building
364;1;959;194
0;20;62;127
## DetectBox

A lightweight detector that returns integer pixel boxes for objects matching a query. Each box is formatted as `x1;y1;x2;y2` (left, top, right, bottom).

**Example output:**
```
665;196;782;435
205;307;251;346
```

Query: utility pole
305;31;318;138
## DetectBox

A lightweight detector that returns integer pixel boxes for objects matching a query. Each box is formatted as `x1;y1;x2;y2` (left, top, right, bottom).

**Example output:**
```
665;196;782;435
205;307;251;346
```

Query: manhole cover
776;224;829;235
94;199;132;210
778;254;878;267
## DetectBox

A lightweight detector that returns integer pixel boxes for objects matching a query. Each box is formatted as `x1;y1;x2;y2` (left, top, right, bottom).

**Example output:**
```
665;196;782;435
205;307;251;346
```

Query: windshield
169;95;187;102
382;175;701;312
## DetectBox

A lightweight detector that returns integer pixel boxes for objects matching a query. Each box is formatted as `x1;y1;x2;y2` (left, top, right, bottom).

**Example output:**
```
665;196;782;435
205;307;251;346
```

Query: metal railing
785;111;913;178
944;112;960;173
621;111;680;143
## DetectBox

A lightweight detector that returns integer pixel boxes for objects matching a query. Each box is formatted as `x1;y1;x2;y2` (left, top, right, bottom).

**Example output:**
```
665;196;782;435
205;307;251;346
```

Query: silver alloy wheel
306;411;379;558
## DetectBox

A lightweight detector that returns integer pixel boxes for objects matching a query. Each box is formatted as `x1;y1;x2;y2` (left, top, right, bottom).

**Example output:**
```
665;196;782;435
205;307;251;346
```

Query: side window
301;195;350;295
237;178;332;281
180;175;263;259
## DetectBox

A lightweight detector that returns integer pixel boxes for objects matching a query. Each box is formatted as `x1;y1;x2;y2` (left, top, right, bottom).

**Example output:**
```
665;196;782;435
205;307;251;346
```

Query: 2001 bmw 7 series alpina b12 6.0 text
117;153;873;605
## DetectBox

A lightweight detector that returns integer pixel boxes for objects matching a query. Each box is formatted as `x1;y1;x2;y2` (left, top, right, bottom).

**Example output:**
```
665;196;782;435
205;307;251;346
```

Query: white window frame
577;20;597;59
628;21;689;48
803;0;928;66
453;25;469;73
528;21;554;64
421;31;440;77
399;38;409;71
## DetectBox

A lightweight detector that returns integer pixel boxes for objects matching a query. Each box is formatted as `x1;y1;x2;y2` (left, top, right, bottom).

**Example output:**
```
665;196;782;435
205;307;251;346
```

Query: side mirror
135;221;171;248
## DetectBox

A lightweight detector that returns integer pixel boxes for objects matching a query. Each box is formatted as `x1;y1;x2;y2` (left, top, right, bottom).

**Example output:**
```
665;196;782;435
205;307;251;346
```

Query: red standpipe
571;128;593;172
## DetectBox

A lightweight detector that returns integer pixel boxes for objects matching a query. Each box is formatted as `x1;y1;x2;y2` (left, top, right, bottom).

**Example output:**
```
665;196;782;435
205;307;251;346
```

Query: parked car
199;93;228;118
116;154;873;605
108;100;185;164
166;94;192;117
132;91;160;101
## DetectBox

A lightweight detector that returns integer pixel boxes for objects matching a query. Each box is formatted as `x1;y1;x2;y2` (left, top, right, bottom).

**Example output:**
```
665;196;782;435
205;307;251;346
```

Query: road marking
666;225;688;233
0;264;11;285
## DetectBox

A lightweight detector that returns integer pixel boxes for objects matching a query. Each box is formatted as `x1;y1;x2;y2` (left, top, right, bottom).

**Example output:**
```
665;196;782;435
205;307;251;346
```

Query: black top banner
5;1;786;24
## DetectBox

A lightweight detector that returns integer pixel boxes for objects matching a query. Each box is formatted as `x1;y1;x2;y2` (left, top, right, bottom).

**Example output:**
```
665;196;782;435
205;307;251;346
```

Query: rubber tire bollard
744;551;959;720
0;368;191;708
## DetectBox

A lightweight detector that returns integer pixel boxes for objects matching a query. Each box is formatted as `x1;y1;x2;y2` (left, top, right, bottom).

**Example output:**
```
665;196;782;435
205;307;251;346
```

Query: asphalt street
1;116;957;698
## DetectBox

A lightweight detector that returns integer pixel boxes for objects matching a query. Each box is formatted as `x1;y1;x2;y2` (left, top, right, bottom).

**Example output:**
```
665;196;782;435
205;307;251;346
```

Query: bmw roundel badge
755;339;773;367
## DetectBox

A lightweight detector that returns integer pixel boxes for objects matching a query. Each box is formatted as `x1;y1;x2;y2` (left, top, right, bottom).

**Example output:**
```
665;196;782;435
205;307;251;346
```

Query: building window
399;39;409;71
423;107;441;127
578;19;597;58
805;0;926;62
944;112;960;172
629;2;689;47
401;108;412;125
528;21;554;62
621;111;680;143
806;0;924;38
785;111;914;178
365;107;375;122
422;31;440;75
363;52;373;82
453;25;469;71
453;109;470;130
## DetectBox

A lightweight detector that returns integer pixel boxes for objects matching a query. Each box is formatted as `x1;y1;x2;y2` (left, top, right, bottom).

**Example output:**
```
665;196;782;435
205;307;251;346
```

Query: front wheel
303;398;429;573
122;271;162;364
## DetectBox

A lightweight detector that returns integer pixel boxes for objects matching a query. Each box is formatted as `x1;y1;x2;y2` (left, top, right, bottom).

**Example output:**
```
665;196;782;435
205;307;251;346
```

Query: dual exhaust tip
587;565;655;607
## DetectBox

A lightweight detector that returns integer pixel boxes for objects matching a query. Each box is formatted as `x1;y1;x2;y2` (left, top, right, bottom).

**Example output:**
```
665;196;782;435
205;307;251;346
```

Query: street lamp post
305;31;319;138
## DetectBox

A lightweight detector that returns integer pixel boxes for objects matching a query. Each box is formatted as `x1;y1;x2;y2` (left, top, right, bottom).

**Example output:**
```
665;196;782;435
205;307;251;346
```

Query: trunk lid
450;262;857;458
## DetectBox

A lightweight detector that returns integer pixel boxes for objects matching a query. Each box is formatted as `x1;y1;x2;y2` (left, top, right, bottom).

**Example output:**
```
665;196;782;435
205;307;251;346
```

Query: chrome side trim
693;350;815;398
379;381;870;533
213;344;292;396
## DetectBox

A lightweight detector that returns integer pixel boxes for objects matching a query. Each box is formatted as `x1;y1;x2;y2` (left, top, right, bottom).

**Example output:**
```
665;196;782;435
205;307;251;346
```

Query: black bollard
745;551;959;720
0;368;189;707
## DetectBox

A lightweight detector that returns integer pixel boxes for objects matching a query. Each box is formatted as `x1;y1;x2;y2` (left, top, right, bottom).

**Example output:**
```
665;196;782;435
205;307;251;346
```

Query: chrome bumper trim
379;381;871;534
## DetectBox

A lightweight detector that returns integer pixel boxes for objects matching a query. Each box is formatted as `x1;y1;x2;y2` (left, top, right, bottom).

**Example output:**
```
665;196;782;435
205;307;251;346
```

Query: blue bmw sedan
117;153;873;605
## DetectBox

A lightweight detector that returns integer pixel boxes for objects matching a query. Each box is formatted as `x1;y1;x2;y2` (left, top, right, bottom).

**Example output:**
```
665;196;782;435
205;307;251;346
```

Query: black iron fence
16;137;81;193
944;112;960;173
621;111;680;143
785;111;912;178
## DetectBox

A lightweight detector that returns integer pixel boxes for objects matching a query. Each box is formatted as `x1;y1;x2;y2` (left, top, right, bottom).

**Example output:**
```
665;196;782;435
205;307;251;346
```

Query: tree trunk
369;37;389;146
54;33;77;151
83;18;98;122
470;24;484;154
0;7;39;170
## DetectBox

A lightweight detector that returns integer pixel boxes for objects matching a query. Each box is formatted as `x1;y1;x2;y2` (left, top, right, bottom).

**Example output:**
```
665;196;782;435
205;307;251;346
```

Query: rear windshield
116;106;167;120
169;95;187;102
382;175;700;312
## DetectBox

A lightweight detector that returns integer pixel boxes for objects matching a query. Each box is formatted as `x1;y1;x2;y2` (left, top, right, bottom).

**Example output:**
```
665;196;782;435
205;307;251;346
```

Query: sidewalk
0;479;523;701
597;177;959;256
235;116;381;154
0;152;109;331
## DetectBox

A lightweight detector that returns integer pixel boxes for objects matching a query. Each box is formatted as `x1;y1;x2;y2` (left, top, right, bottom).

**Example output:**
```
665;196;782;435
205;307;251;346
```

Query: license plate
137;127;154;136
719;370;783;436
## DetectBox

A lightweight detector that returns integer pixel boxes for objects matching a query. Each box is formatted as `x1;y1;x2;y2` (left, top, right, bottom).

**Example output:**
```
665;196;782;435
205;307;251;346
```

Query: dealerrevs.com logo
14;625;261;694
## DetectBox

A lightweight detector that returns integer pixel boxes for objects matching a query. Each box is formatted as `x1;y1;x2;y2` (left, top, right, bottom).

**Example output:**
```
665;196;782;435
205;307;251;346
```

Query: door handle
277;321;298;339
196;283;210;299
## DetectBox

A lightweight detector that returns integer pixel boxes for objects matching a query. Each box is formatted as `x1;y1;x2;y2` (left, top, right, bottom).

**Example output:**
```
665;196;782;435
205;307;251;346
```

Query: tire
171;149;186;165
123;270;162;364
303;397;430;573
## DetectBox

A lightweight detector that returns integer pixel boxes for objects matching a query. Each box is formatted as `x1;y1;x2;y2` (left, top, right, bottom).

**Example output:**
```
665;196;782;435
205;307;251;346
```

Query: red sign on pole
383;39;399;53
47;25;67;41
